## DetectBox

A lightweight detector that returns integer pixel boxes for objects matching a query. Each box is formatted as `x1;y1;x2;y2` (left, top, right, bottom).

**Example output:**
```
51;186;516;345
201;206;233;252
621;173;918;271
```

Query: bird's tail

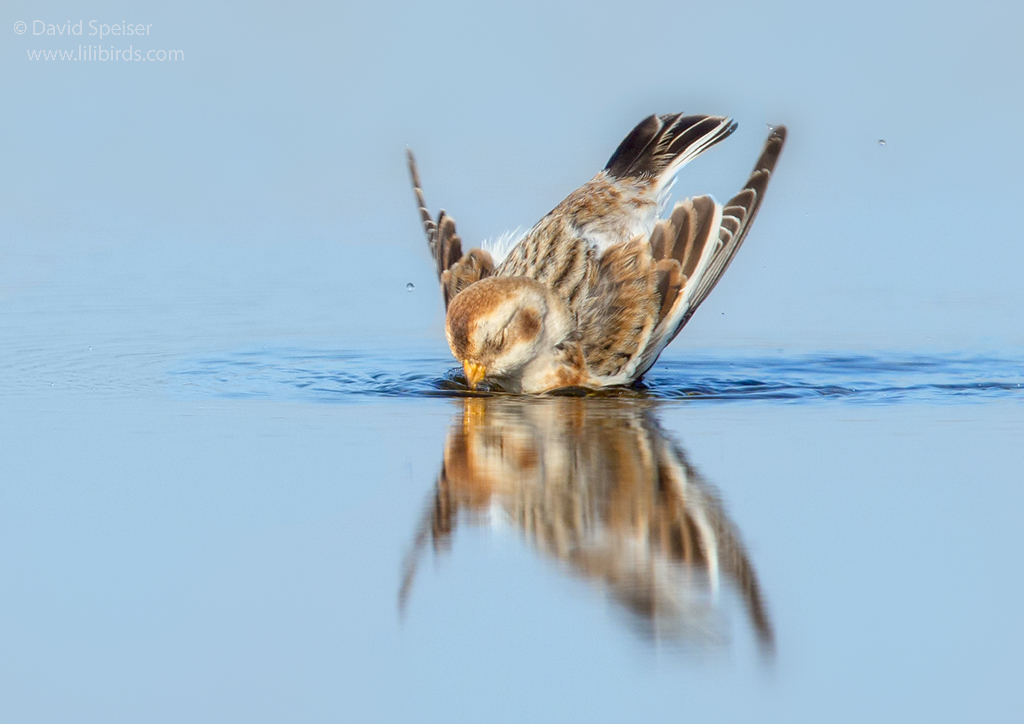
604;113;737;194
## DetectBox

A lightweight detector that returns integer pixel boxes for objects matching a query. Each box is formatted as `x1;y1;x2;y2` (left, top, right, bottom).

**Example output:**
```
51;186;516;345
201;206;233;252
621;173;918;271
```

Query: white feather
479;227;526;265
650;118;736;197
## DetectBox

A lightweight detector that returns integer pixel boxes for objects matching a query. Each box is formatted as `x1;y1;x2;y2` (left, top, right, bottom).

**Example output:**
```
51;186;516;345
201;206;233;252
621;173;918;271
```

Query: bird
407;113;786;393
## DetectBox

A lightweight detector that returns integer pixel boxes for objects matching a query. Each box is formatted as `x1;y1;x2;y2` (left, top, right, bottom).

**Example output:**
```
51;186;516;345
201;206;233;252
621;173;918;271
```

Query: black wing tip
740;125;787;187
406;147;419;180
730;124;788;216
762;125;787;160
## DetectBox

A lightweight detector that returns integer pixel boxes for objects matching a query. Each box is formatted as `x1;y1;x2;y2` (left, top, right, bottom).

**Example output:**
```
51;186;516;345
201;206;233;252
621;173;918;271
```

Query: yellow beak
462;361;487;390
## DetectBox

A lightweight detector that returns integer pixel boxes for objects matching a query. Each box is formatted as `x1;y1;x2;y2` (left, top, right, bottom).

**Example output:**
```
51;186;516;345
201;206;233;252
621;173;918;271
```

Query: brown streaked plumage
408;113;786;392
399;397;774;648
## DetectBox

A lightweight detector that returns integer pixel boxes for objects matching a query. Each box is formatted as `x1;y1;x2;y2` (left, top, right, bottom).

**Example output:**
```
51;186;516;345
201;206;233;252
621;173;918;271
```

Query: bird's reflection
401;396;773;650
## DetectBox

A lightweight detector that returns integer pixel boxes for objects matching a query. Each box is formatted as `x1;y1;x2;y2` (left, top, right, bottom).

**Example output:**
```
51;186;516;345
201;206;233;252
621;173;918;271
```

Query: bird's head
445;277;569;391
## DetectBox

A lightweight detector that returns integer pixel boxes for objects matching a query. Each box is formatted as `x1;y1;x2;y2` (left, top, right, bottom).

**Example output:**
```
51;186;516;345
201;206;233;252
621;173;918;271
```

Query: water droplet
878;139;886;146
406;283;415;292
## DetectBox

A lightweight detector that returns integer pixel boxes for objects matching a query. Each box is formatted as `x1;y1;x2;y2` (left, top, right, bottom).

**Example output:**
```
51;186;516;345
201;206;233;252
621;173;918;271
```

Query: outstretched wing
407;149;494;308
635;126;787;377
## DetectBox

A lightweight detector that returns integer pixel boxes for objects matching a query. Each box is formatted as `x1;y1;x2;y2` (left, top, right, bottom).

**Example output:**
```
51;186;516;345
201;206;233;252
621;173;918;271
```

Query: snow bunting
408;114;786;393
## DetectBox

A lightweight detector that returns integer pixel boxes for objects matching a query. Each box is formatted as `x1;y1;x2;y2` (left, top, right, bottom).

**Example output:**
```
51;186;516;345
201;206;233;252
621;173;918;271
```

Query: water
3;362;1023;722
2;229;1022;719
4;339;1024;722
168;348;1024;403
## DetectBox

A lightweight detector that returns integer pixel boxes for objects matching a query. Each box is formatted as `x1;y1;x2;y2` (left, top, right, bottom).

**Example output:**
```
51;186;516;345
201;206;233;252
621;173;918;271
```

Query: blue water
5;371;1022;723
171;348;1024;403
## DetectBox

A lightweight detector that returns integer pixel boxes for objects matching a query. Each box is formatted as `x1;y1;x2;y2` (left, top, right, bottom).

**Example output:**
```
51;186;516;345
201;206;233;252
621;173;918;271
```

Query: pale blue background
2;2;1023;722
4;0;1023;355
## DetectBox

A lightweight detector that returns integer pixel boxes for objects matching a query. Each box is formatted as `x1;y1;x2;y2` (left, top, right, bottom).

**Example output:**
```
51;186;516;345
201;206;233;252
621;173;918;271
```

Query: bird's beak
462;361;487;390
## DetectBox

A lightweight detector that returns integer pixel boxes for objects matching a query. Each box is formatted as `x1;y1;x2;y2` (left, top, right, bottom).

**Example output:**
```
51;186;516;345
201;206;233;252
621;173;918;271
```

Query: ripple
170;349;1024;404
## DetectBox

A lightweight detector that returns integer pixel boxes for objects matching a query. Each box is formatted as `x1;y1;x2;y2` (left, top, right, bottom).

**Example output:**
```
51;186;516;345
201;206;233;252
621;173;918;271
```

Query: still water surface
2;344;1022;722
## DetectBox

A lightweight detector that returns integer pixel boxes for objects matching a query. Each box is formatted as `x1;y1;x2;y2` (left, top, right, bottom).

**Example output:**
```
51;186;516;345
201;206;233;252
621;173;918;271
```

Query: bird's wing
407;149;494;309
635;126;787;378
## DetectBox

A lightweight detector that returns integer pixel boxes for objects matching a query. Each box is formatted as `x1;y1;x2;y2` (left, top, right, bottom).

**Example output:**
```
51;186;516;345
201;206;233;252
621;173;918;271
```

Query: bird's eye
498;328;508;348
